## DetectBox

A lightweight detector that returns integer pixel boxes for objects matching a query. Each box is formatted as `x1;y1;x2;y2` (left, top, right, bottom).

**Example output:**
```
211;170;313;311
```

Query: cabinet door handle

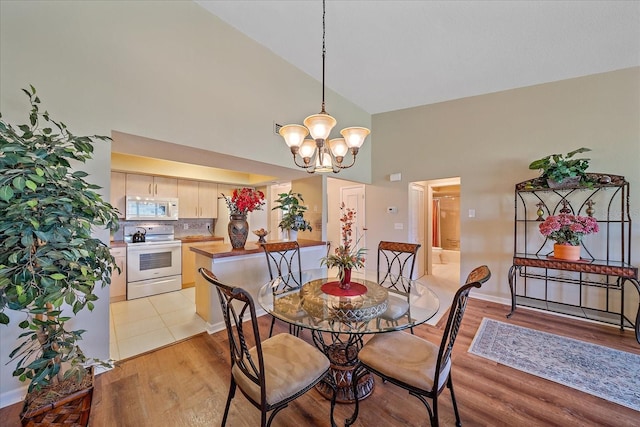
155;184;158;195
148;184;152;194
195;207;198;217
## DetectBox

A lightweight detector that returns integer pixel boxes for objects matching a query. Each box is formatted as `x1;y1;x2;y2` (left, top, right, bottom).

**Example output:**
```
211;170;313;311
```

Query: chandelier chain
321;0;326;114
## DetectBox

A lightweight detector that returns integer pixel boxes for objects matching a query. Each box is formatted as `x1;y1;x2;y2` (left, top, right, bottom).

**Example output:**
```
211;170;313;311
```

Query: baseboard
0;383;27;410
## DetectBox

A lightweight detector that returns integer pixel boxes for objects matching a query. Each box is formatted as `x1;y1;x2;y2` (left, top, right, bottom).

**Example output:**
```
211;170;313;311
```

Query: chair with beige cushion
348;265;491;427
261;241;303;337
199;268;336;427
376;241;422;333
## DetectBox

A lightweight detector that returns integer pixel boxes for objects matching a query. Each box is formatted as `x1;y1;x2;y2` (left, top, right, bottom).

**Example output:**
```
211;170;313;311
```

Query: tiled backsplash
111;218;217;241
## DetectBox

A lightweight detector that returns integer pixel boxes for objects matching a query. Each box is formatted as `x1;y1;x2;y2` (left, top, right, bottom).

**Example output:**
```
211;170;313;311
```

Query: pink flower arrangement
223;188;265;215
539;214;599;246
320;203;366;278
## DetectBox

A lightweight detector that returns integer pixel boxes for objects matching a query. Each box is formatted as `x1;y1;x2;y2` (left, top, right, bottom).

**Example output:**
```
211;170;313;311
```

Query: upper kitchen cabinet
178;179;218;218
126;173;178;198
111;171;127;219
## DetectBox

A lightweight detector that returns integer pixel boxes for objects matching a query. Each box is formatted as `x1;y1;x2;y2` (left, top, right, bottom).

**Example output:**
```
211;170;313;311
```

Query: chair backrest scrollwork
377;241;421;290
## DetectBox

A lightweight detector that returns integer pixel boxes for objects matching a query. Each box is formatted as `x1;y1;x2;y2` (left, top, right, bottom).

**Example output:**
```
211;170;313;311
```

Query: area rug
469;318;640;412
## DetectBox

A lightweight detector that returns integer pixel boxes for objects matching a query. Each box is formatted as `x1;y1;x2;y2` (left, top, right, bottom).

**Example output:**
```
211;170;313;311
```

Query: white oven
125;225;182;300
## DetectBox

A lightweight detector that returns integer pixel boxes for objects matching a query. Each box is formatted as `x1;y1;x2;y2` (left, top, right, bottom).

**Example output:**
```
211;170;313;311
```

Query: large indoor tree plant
0;86;119;425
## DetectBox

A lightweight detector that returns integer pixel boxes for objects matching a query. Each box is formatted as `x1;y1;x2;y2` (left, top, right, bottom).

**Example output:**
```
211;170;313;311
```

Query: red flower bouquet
223;188;265;216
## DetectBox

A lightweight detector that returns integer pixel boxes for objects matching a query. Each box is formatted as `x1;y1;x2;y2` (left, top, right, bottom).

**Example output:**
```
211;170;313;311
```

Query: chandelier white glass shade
278;0;370;174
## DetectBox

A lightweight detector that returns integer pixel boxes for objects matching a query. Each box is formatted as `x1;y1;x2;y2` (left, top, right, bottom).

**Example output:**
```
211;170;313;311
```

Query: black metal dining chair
377;241;422;333
198;268;336;427
347;265;491;427
261;241;304;337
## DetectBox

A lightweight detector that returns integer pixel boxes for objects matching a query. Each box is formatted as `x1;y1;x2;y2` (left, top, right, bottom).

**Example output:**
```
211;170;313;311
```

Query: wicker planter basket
21;368;94;427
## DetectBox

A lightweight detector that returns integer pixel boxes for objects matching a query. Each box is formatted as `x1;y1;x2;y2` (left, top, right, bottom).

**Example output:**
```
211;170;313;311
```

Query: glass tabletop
258;267;440;334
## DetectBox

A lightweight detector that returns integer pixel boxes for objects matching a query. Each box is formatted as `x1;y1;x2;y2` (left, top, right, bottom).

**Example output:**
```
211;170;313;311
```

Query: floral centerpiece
222;188;265;249
321;203;366;287
539;213;599;260
223;187;265;216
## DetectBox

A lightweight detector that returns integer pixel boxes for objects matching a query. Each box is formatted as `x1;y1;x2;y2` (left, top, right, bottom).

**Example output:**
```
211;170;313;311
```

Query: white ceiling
196;0;640;115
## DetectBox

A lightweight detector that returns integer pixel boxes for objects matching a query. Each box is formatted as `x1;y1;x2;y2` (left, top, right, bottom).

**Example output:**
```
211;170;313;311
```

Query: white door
340;185;366;260
409;183;426;278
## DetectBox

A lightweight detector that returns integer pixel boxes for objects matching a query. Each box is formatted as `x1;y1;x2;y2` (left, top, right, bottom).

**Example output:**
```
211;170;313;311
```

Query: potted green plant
528;147;592;188
0;86;119;426
272;190;312;240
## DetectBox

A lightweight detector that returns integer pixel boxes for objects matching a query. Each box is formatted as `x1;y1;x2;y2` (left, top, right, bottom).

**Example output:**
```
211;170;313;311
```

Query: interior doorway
409;177;461;286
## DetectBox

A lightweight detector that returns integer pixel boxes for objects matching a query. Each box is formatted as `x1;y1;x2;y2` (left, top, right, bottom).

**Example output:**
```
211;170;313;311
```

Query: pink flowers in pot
539;214;599;246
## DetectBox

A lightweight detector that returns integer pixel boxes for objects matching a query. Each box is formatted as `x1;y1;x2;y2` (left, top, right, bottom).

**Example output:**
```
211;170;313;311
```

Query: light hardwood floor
2;298;638;426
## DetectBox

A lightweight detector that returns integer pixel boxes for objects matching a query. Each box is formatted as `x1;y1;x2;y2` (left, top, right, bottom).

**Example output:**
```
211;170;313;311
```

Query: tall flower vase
340;268;352;289
228;214;248;249
553;243;581;261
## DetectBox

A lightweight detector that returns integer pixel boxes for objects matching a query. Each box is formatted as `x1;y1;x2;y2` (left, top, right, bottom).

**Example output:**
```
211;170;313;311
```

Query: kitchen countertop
190;239;327;259
110;240;127;248
178;235;225;243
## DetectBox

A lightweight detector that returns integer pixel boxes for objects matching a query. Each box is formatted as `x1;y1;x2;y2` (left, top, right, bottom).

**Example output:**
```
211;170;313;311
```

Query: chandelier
278;0;370;174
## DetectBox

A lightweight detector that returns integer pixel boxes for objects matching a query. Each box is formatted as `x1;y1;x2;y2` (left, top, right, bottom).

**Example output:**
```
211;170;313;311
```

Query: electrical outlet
183;223;189;230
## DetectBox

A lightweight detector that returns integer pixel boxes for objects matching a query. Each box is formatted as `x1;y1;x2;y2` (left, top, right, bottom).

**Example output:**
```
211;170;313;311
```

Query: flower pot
553;243;581;261
547;176;581;189
21;367;94;427
287;229;298;241
228;214;248;249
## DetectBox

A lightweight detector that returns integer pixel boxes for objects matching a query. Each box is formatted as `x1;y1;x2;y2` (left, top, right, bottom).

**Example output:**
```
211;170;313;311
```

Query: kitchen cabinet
181;238;224;287
110;172;126;219
109;246;127;302
126;173;177;198
177;179;218;218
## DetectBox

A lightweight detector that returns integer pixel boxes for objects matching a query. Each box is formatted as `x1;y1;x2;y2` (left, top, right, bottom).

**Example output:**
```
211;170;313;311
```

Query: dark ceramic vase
228;214;248;249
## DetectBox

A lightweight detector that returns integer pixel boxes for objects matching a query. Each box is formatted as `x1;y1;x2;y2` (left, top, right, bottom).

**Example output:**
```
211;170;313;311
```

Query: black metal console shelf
507;173;640;343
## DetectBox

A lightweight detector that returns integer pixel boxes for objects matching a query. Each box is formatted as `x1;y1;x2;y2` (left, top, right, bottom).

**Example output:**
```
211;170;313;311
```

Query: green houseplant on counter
0;86;119;426
272;190;312;240
528;147;592;188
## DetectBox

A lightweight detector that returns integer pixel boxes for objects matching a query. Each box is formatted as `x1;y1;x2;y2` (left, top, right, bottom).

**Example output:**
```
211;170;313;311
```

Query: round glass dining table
258;267;440;403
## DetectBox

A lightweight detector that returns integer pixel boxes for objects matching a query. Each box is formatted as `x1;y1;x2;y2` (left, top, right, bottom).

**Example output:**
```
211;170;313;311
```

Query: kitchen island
191;239;327;332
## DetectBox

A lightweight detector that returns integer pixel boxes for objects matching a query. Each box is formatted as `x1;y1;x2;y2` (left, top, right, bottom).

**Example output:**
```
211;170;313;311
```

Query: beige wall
0;0;371;182
367;67;640;305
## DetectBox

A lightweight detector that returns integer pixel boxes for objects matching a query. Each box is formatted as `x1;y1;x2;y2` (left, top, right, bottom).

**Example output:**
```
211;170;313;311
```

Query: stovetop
123;224;178;245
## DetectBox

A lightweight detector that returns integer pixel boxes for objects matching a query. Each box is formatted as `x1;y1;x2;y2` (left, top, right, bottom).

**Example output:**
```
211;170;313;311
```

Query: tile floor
418;260;461;326
109;260;461;361
109;287;206;360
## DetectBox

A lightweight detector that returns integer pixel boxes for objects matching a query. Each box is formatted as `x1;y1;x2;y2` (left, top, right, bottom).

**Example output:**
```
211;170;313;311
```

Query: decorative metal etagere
507;173;639;343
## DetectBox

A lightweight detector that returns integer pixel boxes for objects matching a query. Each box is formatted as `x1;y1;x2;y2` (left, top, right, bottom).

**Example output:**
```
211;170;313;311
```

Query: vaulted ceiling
196;1;640;114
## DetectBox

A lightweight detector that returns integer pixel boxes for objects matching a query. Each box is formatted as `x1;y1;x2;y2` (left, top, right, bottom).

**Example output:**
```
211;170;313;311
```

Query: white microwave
125;196;179;221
